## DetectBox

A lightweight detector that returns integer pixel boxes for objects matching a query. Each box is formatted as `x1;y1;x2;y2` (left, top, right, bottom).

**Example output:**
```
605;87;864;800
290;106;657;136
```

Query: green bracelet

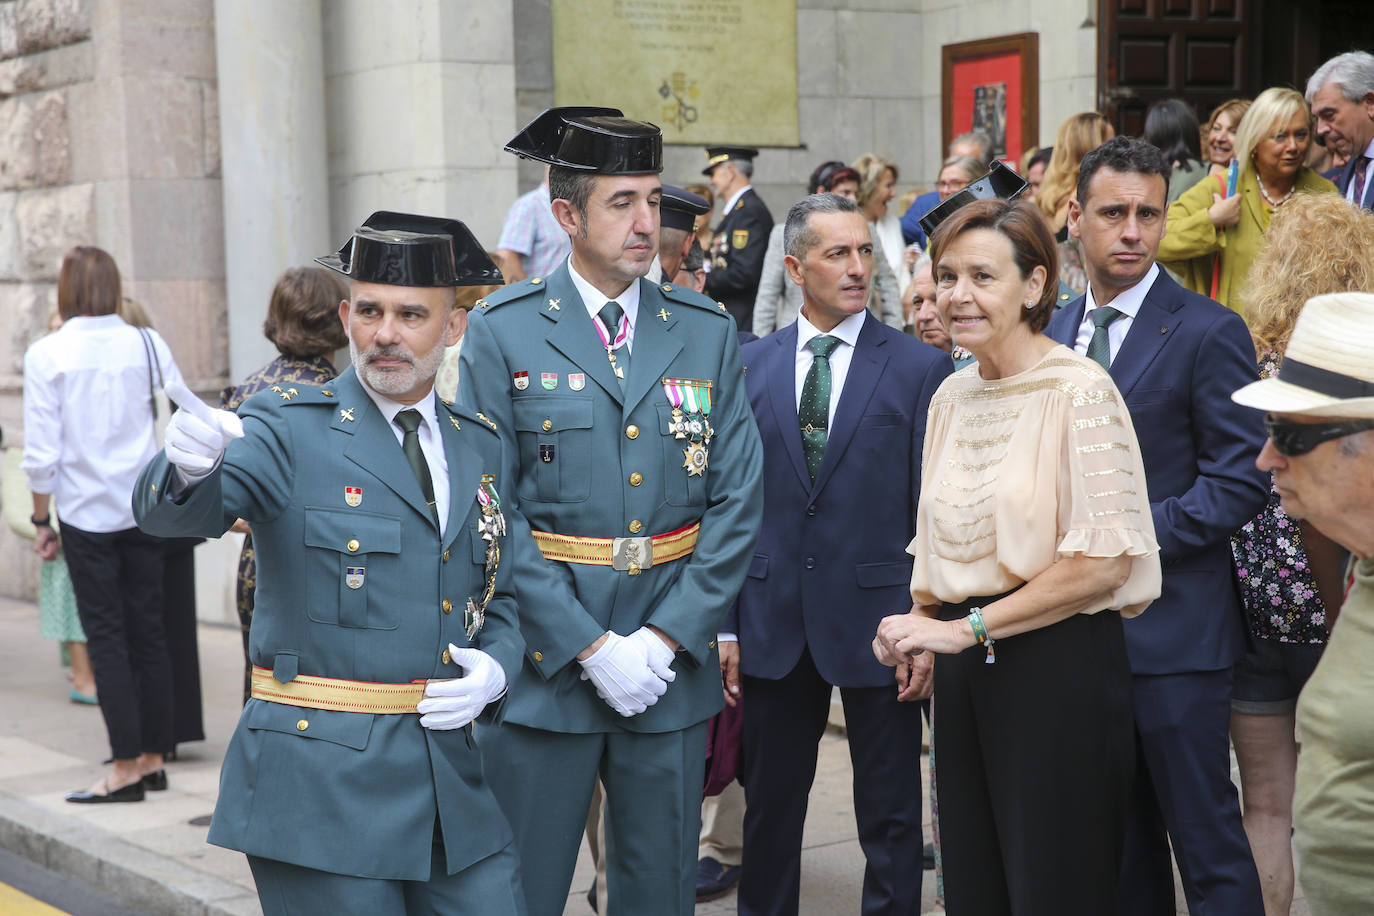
967;607;996;665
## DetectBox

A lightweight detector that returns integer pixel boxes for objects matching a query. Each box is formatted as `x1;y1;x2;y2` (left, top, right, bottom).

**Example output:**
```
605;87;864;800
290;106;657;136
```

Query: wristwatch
30;514;51;528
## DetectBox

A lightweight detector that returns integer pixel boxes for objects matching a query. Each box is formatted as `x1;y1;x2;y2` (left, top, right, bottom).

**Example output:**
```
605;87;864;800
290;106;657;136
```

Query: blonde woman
1036;112;1115;232
1159;88;1336;315
851;153;908;327
1232;194;1374;916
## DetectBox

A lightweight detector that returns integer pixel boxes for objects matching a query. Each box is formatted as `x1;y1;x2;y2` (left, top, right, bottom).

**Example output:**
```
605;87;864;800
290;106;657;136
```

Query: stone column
214;0;331;383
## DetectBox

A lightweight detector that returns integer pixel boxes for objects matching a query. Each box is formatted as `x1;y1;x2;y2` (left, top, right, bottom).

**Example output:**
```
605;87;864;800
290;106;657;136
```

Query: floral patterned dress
1230;350;1328;645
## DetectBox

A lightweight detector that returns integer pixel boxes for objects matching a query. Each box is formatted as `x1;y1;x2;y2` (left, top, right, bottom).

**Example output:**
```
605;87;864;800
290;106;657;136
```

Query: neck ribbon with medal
467;475;506;640
594;310;630;380
663;378;714;476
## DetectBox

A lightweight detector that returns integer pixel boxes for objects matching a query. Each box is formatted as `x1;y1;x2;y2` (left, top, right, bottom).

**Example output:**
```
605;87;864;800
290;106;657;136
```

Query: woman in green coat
1158;87;1336;316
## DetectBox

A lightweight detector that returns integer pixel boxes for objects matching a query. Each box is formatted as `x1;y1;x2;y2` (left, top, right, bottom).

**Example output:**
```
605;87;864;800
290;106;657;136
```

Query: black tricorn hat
660;185;711;232
919;160;1029;239
316;211;503;288
702;145;760;176
505;107;662;174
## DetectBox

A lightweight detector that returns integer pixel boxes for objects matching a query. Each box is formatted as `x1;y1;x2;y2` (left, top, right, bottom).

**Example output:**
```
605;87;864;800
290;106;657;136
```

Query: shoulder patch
474;277;545;312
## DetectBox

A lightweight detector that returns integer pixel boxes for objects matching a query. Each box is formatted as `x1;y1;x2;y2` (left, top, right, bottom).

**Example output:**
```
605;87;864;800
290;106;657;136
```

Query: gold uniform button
346;539;360;553
321;390;333;397
626;425;639;439
296;719;309;732
533;651;544;662
442;649;452;664
442;598;453;614
629;472;643;486
629;519;643;534
443;550;450;563
542;419;553;432
531;277;543;285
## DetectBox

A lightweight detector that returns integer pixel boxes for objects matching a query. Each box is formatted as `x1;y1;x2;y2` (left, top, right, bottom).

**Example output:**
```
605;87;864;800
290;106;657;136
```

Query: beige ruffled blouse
908;345;1161;617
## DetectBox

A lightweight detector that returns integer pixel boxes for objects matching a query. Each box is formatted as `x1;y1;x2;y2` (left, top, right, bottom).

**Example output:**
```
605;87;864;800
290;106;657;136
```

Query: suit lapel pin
1160;326;1169;335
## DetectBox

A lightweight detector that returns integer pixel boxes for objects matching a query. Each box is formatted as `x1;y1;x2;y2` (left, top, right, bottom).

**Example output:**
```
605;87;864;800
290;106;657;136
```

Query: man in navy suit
725;192;951;916
1307;51;1374;211
1047;137;1268;915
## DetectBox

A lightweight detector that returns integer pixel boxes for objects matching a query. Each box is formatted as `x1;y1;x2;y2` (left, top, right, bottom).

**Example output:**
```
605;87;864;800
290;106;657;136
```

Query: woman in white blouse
24;246;188;804
873;199;1161;913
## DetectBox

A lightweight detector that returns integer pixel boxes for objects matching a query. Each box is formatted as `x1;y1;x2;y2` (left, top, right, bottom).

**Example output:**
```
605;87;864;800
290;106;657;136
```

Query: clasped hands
873;606;973;666
578;628;677;717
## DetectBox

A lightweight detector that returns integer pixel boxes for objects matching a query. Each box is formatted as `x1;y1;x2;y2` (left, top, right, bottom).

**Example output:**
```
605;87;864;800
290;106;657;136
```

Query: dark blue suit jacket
899;190;940;247
1337;155;1374;210
1046;270;1268;675
729;316;952;687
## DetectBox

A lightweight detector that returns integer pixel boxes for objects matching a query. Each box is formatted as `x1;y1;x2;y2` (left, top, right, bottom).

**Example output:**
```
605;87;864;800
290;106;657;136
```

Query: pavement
0;590;1310;915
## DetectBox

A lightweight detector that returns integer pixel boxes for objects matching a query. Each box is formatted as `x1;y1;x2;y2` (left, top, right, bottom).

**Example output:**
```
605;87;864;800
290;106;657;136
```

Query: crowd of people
15;47;1374;916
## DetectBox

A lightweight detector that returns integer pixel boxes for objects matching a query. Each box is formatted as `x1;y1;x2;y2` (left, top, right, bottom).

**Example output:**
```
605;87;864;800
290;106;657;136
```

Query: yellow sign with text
552;0;799;147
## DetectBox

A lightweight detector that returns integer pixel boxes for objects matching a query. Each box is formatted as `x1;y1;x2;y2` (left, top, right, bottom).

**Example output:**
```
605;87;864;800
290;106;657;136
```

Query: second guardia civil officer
459;108;764;915
134;214;530;915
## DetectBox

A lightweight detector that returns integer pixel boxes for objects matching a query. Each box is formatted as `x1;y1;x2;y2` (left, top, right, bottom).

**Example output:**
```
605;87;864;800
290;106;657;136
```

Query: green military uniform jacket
459;264;764;734
134;368;527;881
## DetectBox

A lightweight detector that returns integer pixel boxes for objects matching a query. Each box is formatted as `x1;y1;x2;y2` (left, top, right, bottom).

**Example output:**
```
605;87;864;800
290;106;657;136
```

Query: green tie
598;301;629;388
1085;306;1122;370
394;409;439;526
799;335;841;482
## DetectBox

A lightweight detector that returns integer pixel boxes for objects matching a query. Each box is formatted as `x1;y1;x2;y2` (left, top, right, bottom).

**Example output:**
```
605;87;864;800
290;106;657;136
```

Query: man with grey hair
1307;50;1374;210
1230;290;1374;913
727;191;951;916
900;130;995;247
704;145;774;329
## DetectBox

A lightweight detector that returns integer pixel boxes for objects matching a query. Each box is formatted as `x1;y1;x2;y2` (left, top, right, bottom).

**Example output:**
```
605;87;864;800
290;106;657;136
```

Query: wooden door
1097;0;1253;138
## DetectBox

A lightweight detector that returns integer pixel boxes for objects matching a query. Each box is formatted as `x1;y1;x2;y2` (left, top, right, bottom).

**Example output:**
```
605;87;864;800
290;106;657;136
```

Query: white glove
578;631;668;717
163;399;244;482
626;627;677;684
417;645;508;730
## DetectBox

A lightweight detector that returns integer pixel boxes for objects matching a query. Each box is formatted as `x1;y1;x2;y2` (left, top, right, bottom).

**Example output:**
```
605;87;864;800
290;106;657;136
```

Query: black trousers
739;649;925;916
60;522;172;761
934;598;1134;916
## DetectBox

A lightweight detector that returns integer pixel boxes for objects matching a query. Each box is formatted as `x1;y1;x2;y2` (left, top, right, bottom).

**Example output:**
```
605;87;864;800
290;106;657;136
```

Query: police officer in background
460;107;764;915
703;146;774;330
135;213;529;915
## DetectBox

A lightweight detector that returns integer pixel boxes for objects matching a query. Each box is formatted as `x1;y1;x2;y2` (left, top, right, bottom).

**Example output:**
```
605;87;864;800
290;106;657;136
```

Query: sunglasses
1264;414;1374;457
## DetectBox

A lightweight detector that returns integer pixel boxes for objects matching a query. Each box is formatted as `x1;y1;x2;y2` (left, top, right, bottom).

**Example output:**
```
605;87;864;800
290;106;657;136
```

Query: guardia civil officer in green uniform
134;213;530;915
702;145;773;331
460;108;764;915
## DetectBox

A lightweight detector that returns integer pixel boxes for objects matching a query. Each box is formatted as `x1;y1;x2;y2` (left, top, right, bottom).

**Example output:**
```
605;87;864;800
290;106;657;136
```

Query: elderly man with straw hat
1231;291;1374;915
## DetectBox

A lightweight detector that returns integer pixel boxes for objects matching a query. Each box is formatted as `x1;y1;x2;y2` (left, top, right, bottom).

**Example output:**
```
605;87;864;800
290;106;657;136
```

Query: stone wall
512;0;1095;226
0;0;224;599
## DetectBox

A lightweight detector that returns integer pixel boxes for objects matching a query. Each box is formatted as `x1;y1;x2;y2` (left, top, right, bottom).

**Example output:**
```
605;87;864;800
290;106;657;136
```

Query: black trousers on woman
60;522;172;761
934;597;1135;916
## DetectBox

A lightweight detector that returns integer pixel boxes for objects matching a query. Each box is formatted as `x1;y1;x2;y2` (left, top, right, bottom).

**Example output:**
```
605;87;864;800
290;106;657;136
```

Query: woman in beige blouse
873;198;1161;913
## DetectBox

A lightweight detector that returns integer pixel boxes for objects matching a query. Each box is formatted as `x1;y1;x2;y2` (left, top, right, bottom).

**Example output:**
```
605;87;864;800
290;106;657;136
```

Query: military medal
541;372;558;390
344;486;362;507
593;309;630;379
513;370;529;391
662;377;715;477
569;373;585;391
467;476;505;639
345;566;365;589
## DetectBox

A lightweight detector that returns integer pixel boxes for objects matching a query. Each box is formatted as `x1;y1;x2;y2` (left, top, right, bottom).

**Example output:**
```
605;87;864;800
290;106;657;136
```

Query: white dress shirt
569;259;641;354
1346;137;1374;205
22;314;188;533
358;381;452;538
722;185;753;218
795;308;867;428
1073;263;1159;365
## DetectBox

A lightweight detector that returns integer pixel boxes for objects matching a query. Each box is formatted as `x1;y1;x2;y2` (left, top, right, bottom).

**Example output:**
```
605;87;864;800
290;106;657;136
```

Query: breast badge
662;377;715;477
513;370;529;391
731;230;749;249
345;566;365;590
344;486;362;507
569;373;585;391
541;372;559;391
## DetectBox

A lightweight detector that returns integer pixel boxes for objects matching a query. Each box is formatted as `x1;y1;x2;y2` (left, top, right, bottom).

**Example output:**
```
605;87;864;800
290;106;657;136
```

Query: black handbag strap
137;327;163;420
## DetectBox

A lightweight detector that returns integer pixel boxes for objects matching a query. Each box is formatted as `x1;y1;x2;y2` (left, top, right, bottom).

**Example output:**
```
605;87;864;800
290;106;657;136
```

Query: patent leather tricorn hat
316;211;503;288
919;160;1030;239
505;107;662;174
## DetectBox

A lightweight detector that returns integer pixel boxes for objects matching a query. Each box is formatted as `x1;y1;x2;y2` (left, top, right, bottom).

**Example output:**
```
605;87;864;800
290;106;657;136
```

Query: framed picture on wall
942;33;1039;164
